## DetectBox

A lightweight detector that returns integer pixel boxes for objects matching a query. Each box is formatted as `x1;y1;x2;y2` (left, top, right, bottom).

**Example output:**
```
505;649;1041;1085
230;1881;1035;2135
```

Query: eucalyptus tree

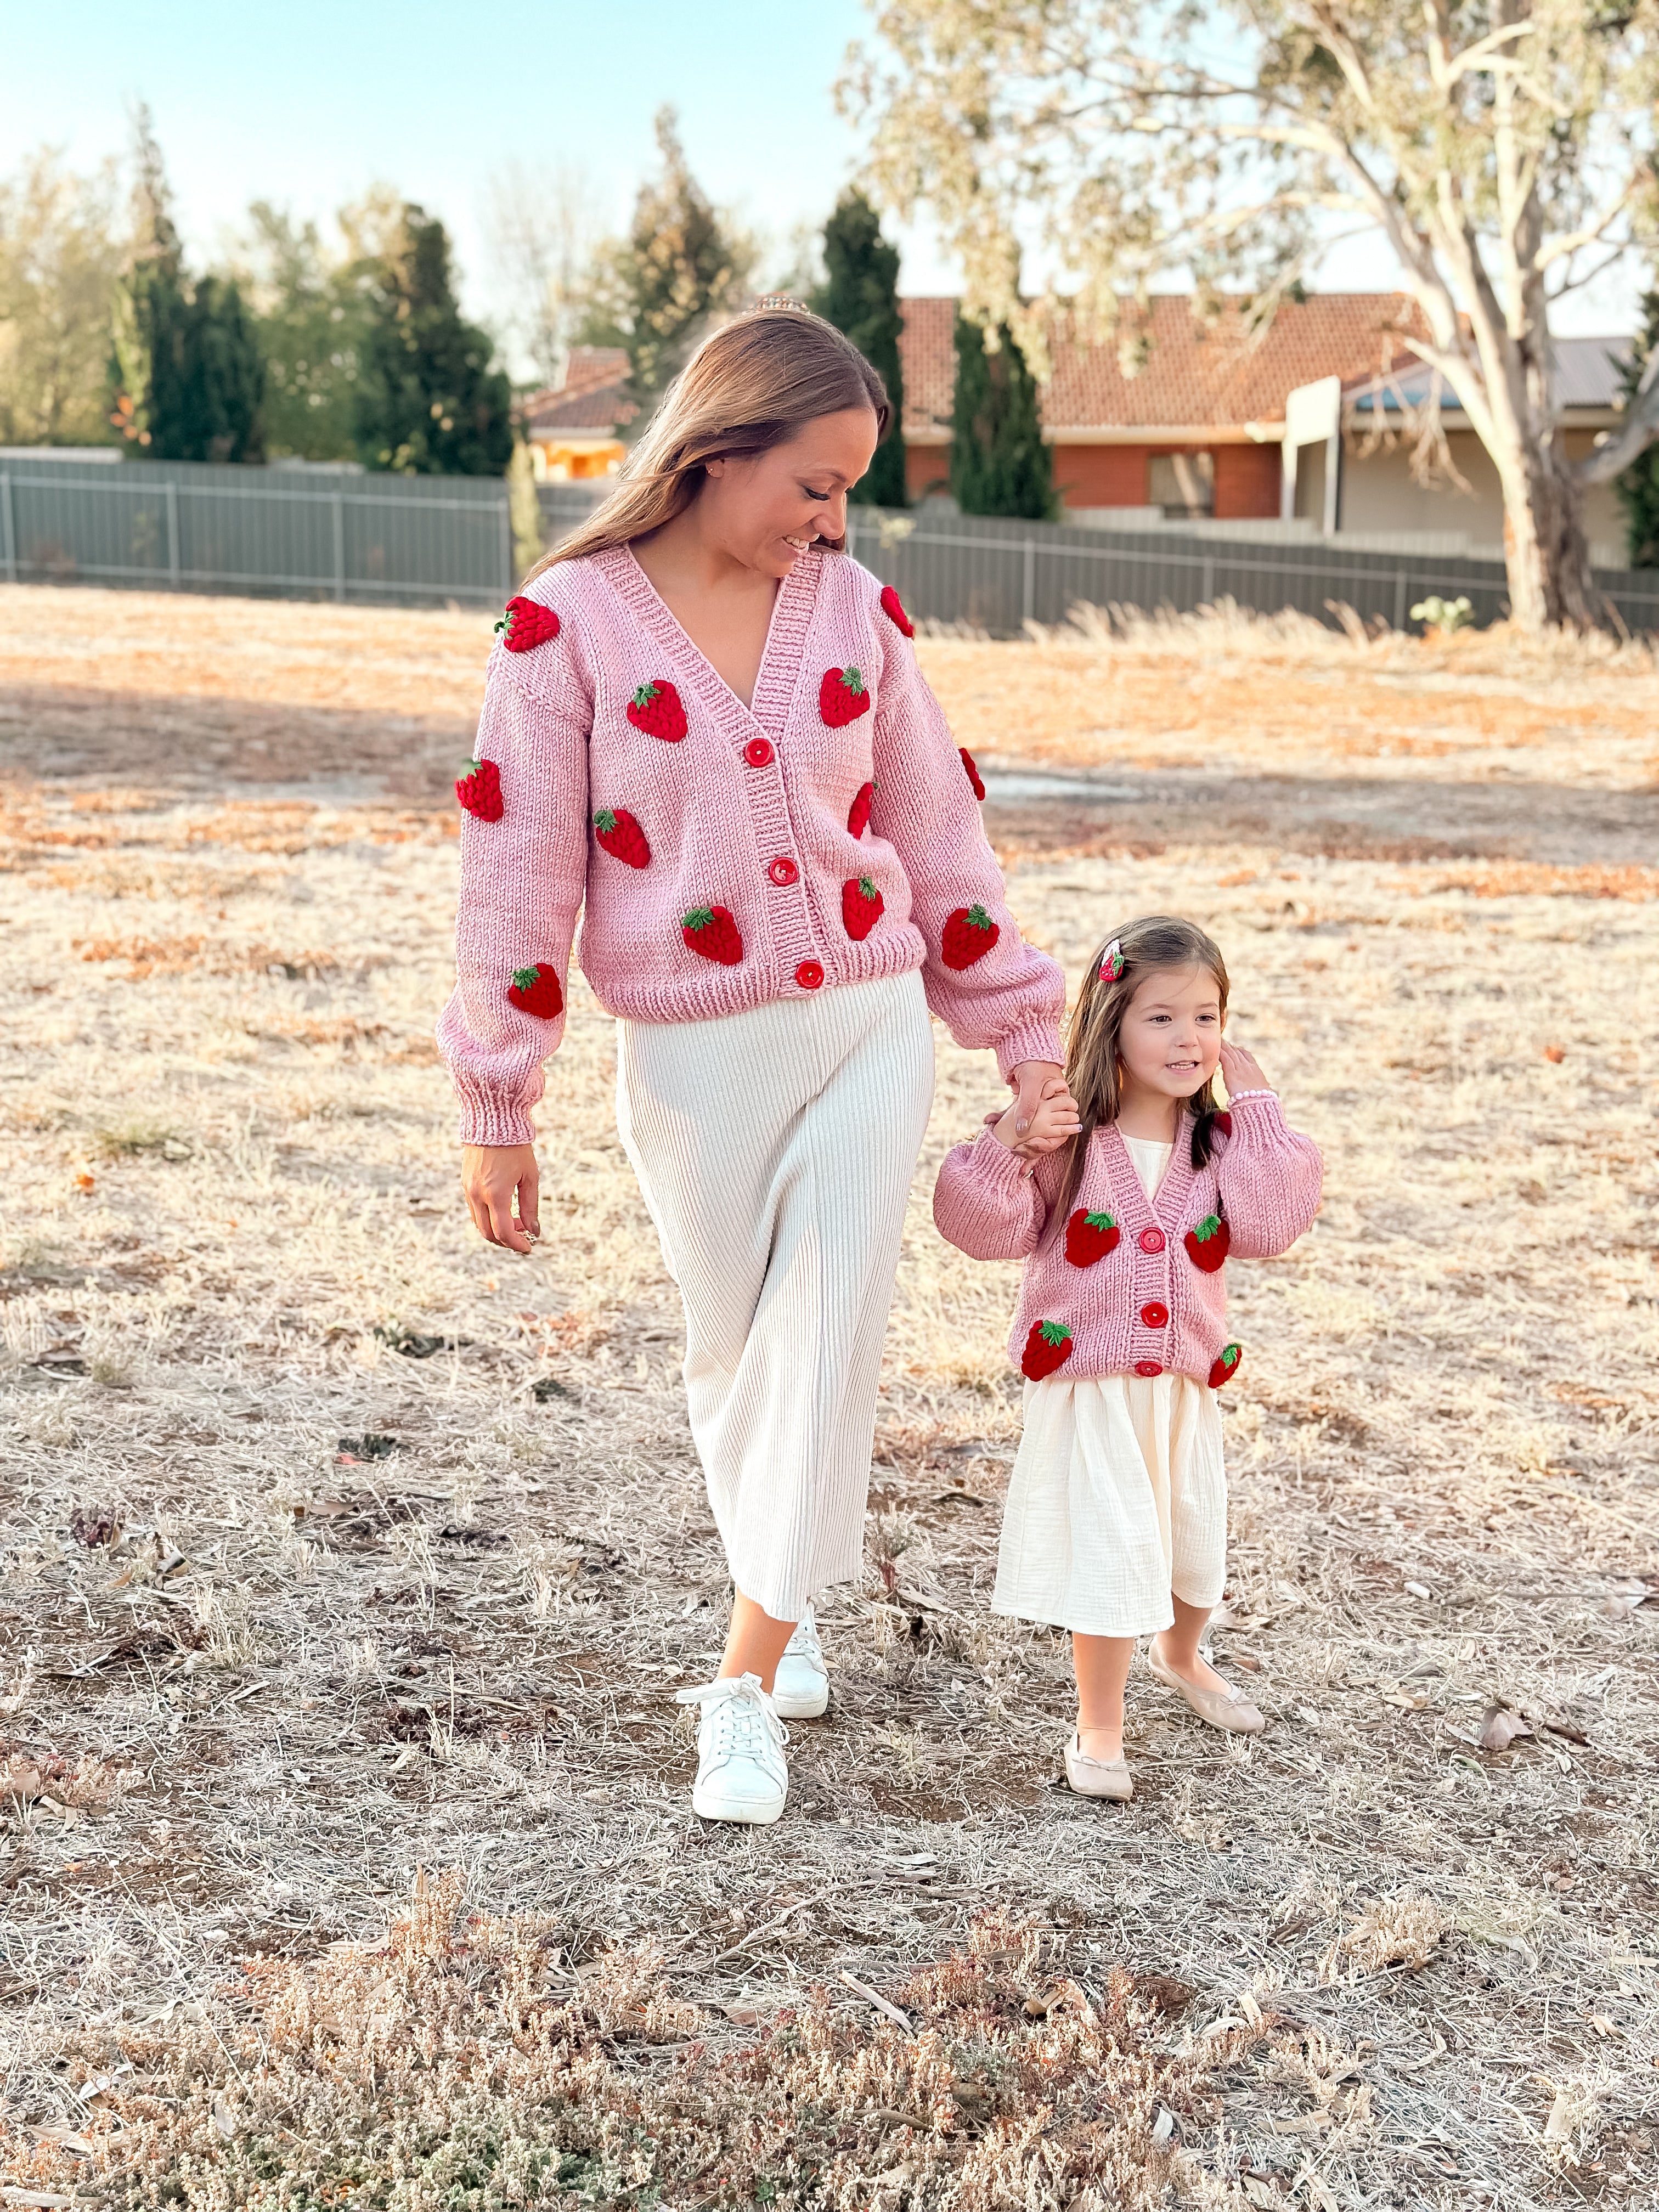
848;0;1659;630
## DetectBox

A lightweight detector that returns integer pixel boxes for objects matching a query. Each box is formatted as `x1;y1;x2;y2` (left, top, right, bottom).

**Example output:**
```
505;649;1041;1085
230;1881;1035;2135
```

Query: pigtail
1189;1072;1226;1169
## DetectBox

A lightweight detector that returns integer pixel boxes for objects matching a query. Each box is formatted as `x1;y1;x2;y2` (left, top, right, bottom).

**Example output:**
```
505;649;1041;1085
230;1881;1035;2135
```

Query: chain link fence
0;453;511;607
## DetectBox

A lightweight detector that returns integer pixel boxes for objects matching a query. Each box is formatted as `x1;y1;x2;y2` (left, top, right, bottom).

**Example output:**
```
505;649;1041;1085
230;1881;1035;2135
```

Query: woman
438;304;1071;1826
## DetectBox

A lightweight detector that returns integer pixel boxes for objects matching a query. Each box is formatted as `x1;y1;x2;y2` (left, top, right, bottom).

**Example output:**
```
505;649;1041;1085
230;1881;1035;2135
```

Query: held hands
994;1059;1081;1158
1218;1039;1273;1097
461;1143;540;1254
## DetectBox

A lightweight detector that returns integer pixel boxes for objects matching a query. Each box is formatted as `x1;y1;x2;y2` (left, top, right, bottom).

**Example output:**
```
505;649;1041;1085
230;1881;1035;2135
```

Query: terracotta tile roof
524;348;634;436
899;294;1427;435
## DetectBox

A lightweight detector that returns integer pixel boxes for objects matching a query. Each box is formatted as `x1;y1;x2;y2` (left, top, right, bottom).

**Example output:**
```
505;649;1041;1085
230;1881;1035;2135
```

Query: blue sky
0;0;942;325
0;0;1631;340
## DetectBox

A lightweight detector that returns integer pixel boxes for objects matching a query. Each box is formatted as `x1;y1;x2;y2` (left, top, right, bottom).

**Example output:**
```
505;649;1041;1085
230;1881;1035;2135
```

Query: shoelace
785;1609;822;1666
675;1672;788;1760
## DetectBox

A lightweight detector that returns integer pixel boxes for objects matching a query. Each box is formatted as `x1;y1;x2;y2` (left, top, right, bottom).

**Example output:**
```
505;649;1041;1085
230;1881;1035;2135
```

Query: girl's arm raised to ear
1211;1050;1323;1259
933;1120;1050;1261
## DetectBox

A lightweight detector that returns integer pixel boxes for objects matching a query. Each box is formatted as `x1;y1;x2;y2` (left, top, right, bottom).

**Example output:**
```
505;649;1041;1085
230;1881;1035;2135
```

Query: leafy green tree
354;203;514;474
0;147;125;445
1617;294;1659;566
810;188;906;507
949;312;1053;520
109;106;264;462
576;107;757;426
232;202;370;460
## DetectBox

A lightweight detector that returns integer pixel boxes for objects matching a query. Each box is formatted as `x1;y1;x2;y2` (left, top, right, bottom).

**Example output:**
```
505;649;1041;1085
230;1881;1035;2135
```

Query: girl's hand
461;1144;540;1252
993;1073;1081;1155
1219;1040;1273;1096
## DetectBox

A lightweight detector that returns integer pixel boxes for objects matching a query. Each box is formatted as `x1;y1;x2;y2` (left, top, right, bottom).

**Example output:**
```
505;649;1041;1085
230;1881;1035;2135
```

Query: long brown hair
525;306;890;579
1052;915;1232;1227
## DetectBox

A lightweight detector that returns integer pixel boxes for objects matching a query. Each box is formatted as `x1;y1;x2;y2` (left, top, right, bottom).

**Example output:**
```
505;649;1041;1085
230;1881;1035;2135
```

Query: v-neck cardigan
932;1093;1323;1385
437;542;1066;1146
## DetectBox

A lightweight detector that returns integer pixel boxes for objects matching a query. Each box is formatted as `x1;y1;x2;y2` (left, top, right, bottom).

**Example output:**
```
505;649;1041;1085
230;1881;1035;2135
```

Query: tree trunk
1497;435;1600;632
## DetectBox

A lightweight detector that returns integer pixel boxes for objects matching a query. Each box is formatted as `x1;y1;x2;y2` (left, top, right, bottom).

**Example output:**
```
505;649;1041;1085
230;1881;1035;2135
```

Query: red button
1140;1301;1169;1329
1134;1359;1163;1378
768;856;799;887
744;738;774;767
795;960;824;990
1139;1226;1166;1254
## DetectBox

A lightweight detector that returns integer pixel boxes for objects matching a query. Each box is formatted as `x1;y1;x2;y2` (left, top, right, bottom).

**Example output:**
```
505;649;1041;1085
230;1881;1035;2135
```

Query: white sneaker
771;1605;830;1719
675;1673;789;1824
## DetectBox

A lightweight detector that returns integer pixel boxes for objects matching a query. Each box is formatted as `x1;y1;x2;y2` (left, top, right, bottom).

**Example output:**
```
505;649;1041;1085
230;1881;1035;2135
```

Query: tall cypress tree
354;205;514;475
811;188;906;507
1617;292;1659;566
575;108;757;427
948;312;1054;520
109;107;264;462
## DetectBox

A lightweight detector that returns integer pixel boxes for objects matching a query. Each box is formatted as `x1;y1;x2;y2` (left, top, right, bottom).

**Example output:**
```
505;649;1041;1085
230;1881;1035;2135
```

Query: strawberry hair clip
1099;939;1125;982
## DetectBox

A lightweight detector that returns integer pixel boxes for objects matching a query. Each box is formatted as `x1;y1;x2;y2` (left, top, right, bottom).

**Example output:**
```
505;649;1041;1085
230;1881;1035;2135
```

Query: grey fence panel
0;455;512;607
844;506;1659;637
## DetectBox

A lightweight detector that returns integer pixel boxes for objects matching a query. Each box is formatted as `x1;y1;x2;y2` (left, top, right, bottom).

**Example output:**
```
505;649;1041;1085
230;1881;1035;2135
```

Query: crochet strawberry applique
1022;1319;1074;1381
847;780;876;837
682;904;743;965
495;597;560;653
1211;1110;1233;1141
507;962;563;1019
1209;1342;1242;1390
941;903;1000;970
820;667;871;727
1184;1213;1231;1272
593;808;650;868
879;584;914;637
843;876;883;941
959;747;986;801
455;757;504;822
627;680;687;742
1064;1209;1120;1267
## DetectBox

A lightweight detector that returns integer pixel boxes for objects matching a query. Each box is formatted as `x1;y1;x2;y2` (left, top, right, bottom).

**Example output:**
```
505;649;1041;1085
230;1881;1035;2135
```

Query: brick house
897;292;1432;520
522;347;633;481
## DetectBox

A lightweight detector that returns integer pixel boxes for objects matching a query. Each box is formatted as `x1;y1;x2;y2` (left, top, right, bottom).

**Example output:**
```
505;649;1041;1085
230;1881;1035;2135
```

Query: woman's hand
998;1060;1081;1156
1218;1040;1273;1096
461;1144;540;1252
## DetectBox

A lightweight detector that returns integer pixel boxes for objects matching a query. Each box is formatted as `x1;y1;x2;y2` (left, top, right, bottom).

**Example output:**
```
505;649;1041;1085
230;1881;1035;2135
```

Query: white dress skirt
616;970;935;1624
991;1133;1228;1638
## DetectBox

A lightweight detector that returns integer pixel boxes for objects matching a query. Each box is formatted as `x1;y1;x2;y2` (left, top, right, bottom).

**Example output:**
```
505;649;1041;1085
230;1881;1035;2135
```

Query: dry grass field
0;583;1656;2210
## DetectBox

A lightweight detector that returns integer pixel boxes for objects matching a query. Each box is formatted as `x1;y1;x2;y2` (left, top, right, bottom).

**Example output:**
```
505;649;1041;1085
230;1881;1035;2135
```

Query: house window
1149;451;1215;518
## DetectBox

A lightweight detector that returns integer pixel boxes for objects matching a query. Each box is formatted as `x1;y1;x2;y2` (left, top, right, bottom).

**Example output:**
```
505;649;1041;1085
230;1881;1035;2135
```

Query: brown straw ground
0;584;1655;2209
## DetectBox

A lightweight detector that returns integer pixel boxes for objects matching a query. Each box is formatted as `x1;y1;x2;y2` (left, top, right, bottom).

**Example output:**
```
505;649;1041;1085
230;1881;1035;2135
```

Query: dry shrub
1316;1892;1446;1985
0;1884;1353;2209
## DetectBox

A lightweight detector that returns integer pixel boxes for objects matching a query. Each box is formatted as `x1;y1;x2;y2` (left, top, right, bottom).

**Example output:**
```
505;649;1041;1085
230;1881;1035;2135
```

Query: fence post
0;473;14;582
331;492;346;603
1393;570;1408;631
1200;554;1215;605
164;481;180;588
1022;539;1035;625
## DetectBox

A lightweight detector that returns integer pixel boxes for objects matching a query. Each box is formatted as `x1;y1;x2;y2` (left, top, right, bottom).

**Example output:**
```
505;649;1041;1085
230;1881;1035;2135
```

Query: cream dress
990;1133;1228;1638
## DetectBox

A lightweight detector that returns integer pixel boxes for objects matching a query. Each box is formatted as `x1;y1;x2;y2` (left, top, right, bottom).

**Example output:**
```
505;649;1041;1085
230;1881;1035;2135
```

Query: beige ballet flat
1063;1731;1133;1801
1147;1640;1265;1734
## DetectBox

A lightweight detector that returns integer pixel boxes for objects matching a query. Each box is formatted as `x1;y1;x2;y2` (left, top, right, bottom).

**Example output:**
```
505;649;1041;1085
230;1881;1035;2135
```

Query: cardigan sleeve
871;636;1066;1079
435;655;591;1147
933;1121;1048;1261
1212;1092;1323;1258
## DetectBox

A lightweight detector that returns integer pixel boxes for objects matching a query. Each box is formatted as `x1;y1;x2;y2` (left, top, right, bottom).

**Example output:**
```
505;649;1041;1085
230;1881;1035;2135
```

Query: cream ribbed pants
615;972;935;1622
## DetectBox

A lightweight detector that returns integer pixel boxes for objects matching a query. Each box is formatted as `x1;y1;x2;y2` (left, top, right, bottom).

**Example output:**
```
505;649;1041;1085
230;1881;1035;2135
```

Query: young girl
933;915;1322;1801
438;306;1066;1827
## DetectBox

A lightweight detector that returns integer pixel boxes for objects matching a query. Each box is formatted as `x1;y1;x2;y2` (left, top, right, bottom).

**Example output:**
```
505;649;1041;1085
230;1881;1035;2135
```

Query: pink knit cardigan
437;544;1066;1146
932;1093;1323;1387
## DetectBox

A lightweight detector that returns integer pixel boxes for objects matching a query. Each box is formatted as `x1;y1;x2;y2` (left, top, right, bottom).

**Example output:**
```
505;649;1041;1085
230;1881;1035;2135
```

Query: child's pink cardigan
932;1095;1323;1386
436;544;1066;1145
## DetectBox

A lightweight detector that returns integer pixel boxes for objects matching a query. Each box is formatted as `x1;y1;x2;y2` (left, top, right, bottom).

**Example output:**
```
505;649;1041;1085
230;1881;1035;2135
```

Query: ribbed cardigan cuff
454;1076;537;1149
970;1124;1032;1184
995;1019;1068;1084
